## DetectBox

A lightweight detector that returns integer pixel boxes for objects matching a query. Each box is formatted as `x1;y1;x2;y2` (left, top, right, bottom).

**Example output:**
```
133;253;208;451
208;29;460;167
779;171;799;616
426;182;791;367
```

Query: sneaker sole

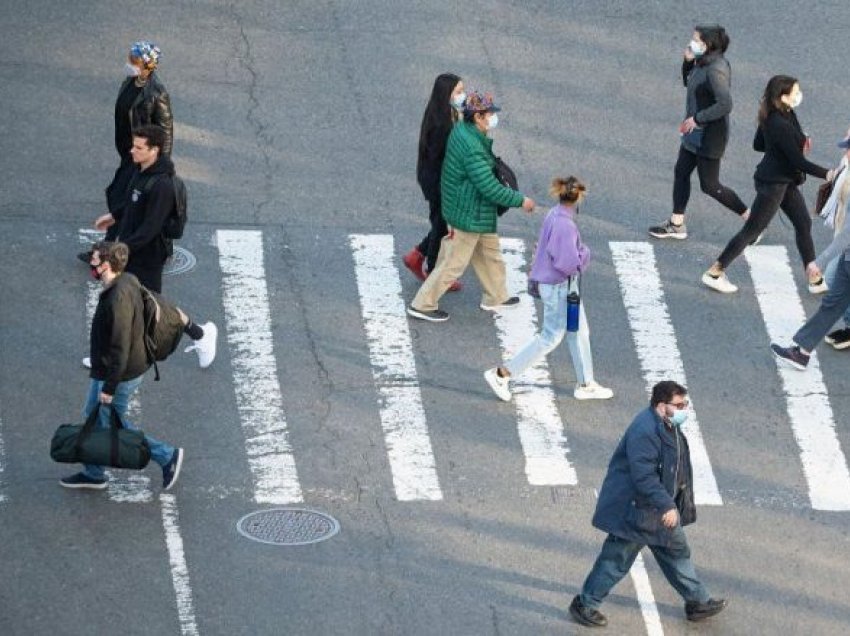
831;339;850;351
407;307;449;322
771;350;807;371
60;480;108;490
808;287;828;295
648;231;687;240
701;274;737;294
574;391;614;400
484;370;511;402
479;303;520;312
164;449;185;491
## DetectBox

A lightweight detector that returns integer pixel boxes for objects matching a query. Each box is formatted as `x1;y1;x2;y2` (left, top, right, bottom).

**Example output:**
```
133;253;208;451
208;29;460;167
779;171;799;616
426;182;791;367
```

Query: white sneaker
574;382;614;400
701;272;738;294
808;278;828;295
185;322;218;368
484;368;511;402
82;357;91;369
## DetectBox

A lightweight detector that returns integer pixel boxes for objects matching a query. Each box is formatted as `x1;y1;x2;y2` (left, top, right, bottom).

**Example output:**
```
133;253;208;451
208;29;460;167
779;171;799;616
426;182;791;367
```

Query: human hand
94;213;115;231
99;392;113;405
806;262;822;280
803;136;812;154
680;117;697;134
661;508;679;529
522;197;535;213
683;47;695;62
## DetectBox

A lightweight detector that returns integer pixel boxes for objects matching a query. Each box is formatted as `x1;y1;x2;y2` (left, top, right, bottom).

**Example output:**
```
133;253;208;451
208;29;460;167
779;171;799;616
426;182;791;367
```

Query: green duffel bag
50;404;151;469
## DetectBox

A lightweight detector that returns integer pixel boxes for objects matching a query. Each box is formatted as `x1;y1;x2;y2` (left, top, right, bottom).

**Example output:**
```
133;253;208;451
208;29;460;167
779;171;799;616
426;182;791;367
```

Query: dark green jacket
440;122;524;233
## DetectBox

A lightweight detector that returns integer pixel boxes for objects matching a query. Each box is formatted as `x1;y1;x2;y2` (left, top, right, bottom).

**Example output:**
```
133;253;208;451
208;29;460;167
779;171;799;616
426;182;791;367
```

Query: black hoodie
115;156;176;271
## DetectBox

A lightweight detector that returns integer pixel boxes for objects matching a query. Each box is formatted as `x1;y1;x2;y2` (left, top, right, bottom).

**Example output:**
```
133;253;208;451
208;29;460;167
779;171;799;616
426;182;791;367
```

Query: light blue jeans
81;376;174;479
823;257;850;328
505;279;594;384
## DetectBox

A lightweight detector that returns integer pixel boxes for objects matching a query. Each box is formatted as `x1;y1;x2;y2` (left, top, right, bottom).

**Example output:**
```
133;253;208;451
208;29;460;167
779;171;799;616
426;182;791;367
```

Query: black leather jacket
115;71;173;156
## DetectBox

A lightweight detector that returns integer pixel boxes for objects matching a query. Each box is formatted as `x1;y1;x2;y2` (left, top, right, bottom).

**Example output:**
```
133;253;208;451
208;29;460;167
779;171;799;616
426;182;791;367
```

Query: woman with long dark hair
702;75;837;293
402;73;465;291
649;25;749;240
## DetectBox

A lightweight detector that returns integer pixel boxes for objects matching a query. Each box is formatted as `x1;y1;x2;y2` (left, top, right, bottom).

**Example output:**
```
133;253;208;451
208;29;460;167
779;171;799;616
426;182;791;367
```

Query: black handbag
50;404;151;469
494;156;519;216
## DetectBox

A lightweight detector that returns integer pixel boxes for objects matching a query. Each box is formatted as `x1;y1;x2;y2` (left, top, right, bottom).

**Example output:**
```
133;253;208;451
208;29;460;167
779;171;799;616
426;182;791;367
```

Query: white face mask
450;92;466;109
790;92;803;108
488;113;499;130
124;62;141;77
689;39;706;57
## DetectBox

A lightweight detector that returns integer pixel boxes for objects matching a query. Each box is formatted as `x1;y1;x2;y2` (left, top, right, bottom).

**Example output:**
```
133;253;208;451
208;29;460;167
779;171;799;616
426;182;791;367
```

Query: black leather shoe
569;595;607;627
685;598;727;621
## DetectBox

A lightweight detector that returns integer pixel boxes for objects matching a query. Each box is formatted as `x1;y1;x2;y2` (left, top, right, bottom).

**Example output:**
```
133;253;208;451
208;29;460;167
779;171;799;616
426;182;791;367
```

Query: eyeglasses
667;400;689;410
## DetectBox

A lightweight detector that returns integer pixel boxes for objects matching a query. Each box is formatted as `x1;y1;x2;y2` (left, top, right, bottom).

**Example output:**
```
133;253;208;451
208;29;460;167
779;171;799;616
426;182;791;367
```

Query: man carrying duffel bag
58;241;183;491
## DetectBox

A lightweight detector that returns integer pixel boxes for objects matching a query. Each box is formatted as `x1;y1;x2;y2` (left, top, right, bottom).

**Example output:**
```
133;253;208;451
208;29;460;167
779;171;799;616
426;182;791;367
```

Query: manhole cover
163;246;196;276
236;508;340;546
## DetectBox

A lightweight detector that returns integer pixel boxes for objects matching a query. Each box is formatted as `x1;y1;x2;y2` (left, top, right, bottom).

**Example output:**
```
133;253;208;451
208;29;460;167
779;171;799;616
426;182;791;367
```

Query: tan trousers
411;227;509;311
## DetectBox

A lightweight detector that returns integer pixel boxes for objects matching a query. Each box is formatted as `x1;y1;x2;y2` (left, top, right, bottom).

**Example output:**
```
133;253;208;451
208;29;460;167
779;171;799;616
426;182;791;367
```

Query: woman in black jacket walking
649;25;749;240
402;73;465;291
702;75;837;293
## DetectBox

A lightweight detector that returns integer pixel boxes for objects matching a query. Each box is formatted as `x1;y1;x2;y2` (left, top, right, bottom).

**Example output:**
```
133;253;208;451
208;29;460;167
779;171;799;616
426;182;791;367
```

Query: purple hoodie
529;204;590;284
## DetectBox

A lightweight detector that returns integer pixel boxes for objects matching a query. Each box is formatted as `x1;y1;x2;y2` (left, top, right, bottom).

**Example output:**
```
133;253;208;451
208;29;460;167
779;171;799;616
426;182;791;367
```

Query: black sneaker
480;296;520;311
569;595;607;627
826;328;850;350
162;448;184;490
770;343;810;370
649;219;687;239
60;472;108;490
77;250;93;264
685;598;728;622
407;306;449;322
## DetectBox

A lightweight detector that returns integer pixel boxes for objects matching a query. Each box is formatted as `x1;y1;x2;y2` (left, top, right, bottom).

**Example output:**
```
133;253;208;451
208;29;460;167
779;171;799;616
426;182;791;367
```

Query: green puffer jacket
440;122;524;233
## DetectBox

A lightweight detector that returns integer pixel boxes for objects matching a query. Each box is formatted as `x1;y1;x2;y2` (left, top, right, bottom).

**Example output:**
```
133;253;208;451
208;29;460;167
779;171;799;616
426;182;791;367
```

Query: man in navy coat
569;380;727;628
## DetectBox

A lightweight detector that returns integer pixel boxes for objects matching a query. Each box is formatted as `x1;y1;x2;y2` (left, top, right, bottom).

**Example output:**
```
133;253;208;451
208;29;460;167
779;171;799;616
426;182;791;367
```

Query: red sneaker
447;280;463;292
402;247;427;281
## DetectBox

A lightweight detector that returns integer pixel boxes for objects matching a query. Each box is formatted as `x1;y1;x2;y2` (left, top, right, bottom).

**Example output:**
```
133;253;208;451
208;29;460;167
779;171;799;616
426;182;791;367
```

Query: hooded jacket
115;71;173;157
681;52;733;159
90;272;150;395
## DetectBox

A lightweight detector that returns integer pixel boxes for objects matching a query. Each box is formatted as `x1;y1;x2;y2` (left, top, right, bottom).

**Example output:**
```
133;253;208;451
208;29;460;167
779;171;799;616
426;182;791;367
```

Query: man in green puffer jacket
408;91;535;322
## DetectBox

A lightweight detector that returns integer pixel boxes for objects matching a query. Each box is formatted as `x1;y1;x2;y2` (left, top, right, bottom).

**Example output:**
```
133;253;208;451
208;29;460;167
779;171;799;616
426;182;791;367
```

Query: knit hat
463;90;501;115
129;41;161;69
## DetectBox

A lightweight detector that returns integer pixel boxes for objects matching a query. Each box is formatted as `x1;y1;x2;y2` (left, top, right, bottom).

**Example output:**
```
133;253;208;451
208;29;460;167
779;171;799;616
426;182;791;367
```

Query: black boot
685;598;727;622
569;595;607;627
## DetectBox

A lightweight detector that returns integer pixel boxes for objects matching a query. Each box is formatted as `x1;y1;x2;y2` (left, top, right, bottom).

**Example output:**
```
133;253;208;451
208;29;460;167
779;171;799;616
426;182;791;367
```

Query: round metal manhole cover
236;508;340;546
163;246;196;276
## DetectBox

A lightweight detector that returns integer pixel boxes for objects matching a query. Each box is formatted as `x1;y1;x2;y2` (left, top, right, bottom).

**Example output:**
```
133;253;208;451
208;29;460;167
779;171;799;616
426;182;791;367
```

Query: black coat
90;273;150;395
753;110;829;184
115;72;173;157
416;118;455;203
114;157;176;272
682;53;733;160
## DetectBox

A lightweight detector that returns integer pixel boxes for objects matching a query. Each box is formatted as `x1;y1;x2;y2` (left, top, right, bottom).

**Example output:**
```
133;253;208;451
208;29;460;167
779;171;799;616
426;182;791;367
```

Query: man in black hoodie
94;125;177;293
60;241;184;490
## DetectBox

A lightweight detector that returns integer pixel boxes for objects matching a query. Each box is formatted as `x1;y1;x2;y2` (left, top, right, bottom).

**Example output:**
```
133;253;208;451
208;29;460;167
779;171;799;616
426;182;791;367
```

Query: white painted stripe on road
349;234;442;501
746;246;850;510
495;238;577;485
610;242;722;505
630;553;664;636
0;407;6;503
79;229;151;502
216;229;303;504
160;494;199;636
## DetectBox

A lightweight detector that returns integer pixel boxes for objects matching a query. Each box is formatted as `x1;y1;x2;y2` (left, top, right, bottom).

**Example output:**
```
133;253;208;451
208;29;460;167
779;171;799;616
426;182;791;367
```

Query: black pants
416;198;448;273
717;180;814;269
127;262;164;293
673;146;748;216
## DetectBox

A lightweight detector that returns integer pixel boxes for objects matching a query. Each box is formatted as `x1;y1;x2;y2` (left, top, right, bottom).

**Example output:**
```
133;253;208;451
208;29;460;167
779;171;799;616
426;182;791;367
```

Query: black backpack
139;285;184;380
142;174;188;239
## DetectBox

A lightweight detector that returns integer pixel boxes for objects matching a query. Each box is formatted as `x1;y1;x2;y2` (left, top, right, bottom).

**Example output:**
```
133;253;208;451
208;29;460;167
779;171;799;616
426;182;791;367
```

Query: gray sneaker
649;219;687;239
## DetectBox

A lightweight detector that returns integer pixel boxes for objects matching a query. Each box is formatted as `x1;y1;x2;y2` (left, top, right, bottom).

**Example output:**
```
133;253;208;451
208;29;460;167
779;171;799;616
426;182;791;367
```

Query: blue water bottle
566;290;581;332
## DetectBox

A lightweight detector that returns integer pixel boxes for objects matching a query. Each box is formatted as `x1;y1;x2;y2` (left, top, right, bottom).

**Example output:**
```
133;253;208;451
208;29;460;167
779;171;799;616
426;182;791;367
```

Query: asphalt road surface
2;1;850;634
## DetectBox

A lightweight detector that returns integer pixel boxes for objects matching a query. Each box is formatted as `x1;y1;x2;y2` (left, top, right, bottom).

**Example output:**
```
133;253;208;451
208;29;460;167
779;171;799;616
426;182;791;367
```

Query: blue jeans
81;376;174;479
580;530;710;610
823;257;850;328
795;257;850;351
505;279;594;384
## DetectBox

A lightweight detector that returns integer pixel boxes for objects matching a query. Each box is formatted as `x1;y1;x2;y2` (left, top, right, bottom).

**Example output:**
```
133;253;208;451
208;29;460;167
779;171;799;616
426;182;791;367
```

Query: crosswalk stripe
349;234;442;501
745;246;850;510
631;553;664;635
216;229;303;504
160;494;200;636
610;242;722;505
0;406;6;503
495;238;578;486
79;229;152;502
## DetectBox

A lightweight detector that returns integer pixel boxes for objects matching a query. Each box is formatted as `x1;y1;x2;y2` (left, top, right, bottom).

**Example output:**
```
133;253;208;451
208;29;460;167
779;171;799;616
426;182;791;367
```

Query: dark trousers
794;257;850;351
673;146;748;216
416;198;448;273
127;262;164;293
717;180;814;269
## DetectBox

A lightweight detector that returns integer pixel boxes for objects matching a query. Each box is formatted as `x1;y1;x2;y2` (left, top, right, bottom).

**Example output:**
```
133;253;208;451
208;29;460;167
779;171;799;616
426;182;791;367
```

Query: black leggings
416;198;448;273
717;180;814;269
673;146;748;216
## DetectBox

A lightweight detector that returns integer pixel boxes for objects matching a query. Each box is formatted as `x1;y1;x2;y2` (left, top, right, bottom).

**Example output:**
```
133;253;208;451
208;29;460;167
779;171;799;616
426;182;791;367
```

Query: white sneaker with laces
808;278;828;295
701;272;738;294
185;322;218;368
574;382;614;400
484;368;511;402
82;357;91;369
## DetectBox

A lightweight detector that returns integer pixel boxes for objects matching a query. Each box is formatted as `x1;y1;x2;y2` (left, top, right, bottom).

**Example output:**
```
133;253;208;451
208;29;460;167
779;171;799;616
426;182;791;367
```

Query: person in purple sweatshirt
484;176;613;401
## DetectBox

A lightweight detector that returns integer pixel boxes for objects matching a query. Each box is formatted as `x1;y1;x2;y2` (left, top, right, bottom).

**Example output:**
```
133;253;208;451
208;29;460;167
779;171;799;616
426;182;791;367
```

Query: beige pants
411;227;509;311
